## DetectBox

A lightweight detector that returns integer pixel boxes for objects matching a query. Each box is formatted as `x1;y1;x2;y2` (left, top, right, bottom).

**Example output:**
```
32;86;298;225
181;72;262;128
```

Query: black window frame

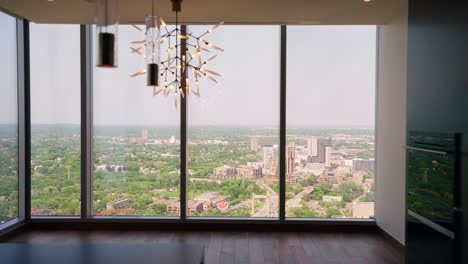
0;21;378;230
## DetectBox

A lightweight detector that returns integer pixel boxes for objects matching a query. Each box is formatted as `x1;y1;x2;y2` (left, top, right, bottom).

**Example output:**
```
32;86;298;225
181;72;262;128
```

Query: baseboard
27;219;378;233
377;226;405;252
0;219;28;242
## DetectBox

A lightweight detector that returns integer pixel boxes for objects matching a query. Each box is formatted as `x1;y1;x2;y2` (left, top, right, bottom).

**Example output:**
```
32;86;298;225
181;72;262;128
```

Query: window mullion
180;24;188;221
81;24;93;219
279;25;287;222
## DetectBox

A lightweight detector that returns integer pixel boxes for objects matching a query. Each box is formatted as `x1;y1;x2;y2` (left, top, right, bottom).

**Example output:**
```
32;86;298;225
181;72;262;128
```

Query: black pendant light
96;0;119;68
146;0;161;86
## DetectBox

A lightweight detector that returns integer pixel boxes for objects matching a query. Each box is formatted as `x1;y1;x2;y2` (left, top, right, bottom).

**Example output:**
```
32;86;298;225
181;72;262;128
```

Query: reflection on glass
285;26;377;219
30;24;81;216
0;12;19;224
187;26;280;218
93;25;180;216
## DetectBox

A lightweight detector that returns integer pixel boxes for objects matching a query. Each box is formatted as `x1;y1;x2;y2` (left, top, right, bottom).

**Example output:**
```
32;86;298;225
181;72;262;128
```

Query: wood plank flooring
4;230;404;264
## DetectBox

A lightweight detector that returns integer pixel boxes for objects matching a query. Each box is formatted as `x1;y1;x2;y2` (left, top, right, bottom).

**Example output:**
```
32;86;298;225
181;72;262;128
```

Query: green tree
326;208;341;218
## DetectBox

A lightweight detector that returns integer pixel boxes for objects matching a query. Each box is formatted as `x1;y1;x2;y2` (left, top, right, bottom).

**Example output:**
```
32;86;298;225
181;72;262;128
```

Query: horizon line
0;123;375;129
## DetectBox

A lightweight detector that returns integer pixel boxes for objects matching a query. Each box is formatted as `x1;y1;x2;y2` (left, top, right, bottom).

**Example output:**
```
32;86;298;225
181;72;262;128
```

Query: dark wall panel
407;1;468;263
407;0;467;133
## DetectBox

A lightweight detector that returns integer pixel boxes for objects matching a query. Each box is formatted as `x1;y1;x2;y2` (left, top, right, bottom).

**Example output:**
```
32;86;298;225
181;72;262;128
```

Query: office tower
286;142;296;174
325;146;332;167
141;128;148;141
251;137;259;151
310;138;332;163
307;136;318;157
262;145;278;167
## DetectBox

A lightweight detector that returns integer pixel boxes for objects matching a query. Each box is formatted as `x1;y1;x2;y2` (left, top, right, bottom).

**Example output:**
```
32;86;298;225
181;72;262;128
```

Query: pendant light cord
105;0;108;29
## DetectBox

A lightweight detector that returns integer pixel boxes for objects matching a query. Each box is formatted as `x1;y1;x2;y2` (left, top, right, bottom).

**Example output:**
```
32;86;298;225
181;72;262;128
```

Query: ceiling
0;0;407;25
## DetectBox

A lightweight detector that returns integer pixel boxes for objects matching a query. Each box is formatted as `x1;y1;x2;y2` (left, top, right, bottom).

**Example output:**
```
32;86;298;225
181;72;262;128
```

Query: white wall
375;3;408;245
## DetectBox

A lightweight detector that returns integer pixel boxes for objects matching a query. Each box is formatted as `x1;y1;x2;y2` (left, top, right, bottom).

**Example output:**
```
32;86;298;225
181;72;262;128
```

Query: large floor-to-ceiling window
24;23;377;221
285;26;376;219
92;25;180;217
0;12;19;225
30;24;81;216
187;26;280;218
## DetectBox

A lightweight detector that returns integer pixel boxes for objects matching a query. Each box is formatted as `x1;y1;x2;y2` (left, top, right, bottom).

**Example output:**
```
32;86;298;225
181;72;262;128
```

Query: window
0;12;19;225
21;23;377;222
30;24;81;216
187;26;280;218
285;26;376;219
92;25;180;217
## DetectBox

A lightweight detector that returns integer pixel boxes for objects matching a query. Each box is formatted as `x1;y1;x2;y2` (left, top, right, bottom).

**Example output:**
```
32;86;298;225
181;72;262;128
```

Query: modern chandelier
130;0;224;107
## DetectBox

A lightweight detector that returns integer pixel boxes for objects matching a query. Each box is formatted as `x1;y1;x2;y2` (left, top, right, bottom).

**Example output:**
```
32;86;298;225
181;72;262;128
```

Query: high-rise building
310;138;332;163
307;136;318;157
325;146;332;167
262;145;278;167
141;128;149;141
286;142;296;174
264;156;278;176
251;137;259;151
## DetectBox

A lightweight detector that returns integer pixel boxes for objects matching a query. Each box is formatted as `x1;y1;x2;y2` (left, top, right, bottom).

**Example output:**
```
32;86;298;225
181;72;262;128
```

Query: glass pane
92;25;180;217
30;24;81;216
286;26;376;219
0;12;18;224
187;26;280;218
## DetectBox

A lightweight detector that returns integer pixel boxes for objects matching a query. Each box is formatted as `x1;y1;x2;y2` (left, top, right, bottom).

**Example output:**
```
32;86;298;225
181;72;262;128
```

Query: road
252;180;278;217
227;199;250;212
285;186;314;209
190;178;218;183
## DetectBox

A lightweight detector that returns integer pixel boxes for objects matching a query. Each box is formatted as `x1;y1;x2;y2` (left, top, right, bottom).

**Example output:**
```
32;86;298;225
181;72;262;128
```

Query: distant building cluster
96;164;127;172
163;192;231;214
95;130;374;219
211;163;263;180
109;128;229;146
96;164;127;173
212;165;238;180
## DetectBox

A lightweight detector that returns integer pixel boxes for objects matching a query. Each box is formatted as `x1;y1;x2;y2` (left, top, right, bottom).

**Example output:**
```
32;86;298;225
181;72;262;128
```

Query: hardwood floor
4;230;404;264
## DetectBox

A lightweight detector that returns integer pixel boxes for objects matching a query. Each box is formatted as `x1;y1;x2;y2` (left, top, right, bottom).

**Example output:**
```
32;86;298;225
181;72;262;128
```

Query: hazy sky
0;12;18;124
287;26;376;127
30;24;81;125
1;18;376;127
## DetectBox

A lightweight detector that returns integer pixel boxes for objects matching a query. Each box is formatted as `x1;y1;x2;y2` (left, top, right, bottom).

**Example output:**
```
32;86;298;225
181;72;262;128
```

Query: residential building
262;145;278;168
353;158;375;172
